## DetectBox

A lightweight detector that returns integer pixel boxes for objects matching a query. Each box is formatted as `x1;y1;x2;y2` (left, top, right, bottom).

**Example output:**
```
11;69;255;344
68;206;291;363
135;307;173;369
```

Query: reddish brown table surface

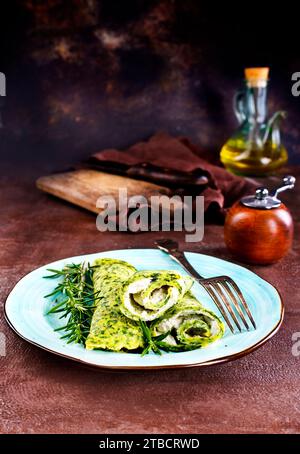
1;165;300;434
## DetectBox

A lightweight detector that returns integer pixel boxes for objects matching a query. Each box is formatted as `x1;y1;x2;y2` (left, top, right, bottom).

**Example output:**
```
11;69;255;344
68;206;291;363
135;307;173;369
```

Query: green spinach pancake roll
85;259;144;352
151;292;224;351
119;270;193;322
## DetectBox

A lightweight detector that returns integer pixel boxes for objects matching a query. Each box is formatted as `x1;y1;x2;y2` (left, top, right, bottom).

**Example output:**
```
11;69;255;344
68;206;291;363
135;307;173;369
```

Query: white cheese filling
156;310;220;344
124;280;182;321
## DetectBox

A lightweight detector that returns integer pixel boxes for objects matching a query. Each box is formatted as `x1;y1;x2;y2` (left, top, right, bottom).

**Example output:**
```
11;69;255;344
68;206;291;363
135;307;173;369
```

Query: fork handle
164;249;204;280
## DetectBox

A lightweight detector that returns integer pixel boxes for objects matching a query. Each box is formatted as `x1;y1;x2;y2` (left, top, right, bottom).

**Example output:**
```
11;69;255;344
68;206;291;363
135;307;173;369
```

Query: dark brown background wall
1;0;300;174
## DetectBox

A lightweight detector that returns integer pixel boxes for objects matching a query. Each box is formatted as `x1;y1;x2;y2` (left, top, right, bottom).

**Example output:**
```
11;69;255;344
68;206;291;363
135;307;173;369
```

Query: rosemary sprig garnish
44;263;171;356
44;262;98;345
140;321;171;356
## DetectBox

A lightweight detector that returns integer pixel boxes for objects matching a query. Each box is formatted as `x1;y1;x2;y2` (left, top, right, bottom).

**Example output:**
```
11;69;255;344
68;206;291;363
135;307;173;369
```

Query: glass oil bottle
220;68;288;176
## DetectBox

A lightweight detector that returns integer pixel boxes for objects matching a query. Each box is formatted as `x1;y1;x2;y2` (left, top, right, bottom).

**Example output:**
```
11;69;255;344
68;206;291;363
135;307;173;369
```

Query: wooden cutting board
36;169;174;214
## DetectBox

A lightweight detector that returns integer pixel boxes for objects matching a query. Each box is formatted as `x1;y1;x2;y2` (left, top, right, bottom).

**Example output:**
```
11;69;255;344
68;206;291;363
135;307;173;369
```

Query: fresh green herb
44;262;98;345
140;321;170;356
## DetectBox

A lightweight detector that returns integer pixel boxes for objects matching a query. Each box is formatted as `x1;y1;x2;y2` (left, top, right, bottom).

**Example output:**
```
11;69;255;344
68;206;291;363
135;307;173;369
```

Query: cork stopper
245;67;269;87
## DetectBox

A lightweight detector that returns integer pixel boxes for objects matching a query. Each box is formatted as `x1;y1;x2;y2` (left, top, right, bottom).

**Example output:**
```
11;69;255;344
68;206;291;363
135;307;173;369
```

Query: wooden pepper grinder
224;176;296;264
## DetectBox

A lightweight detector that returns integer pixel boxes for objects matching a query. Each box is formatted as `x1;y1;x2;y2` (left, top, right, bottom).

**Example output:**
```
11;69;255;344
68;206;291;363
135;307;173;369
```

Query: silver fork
155;239;256;333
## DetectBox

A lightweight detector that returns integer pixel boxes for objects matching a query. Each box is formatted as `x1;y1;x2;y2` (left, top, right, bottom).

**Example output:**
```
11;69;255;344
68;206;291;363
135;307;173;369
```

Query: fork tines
200;276;256;333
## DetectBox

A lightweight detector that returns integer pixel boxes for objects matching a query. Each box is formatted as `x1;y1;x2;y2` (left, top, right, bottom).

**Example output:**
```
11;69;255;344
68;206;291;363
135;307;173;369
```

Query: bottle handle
233;90;246;124
262;110;286;146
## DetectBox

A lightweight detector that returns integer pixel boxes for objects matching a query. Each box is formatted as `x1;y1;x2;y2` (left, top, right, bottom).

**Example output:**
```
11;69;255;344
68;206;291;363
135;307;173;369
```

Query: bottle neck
245;84;267;124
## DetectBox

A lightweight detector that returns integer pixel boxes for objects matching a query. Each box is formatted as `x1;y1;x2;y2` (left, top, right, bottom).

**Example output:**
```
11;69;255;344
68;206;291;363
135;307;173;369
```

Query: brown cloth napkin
89;132;257;220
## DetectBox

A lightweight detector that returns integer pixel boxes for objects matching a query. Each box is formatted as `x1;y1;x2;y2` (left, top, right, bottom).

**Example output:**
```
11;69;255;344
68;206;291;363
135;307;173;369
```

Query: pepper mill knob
283;175;296;186
255;187;269;200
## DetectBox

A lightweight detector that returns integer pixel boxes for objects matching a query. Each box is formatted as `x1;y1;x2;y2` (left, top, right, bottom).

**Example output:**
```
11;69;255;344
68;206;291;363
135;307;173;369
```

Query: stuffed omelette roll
85;258;144;351
119;270;193;322
151;292;224;351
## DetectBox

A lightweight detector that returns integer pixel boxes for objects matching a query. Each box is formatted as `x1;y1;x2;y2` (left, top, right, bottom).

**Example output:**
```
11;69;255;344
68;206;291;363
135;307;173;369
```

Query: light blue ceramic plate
5;249;283;370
